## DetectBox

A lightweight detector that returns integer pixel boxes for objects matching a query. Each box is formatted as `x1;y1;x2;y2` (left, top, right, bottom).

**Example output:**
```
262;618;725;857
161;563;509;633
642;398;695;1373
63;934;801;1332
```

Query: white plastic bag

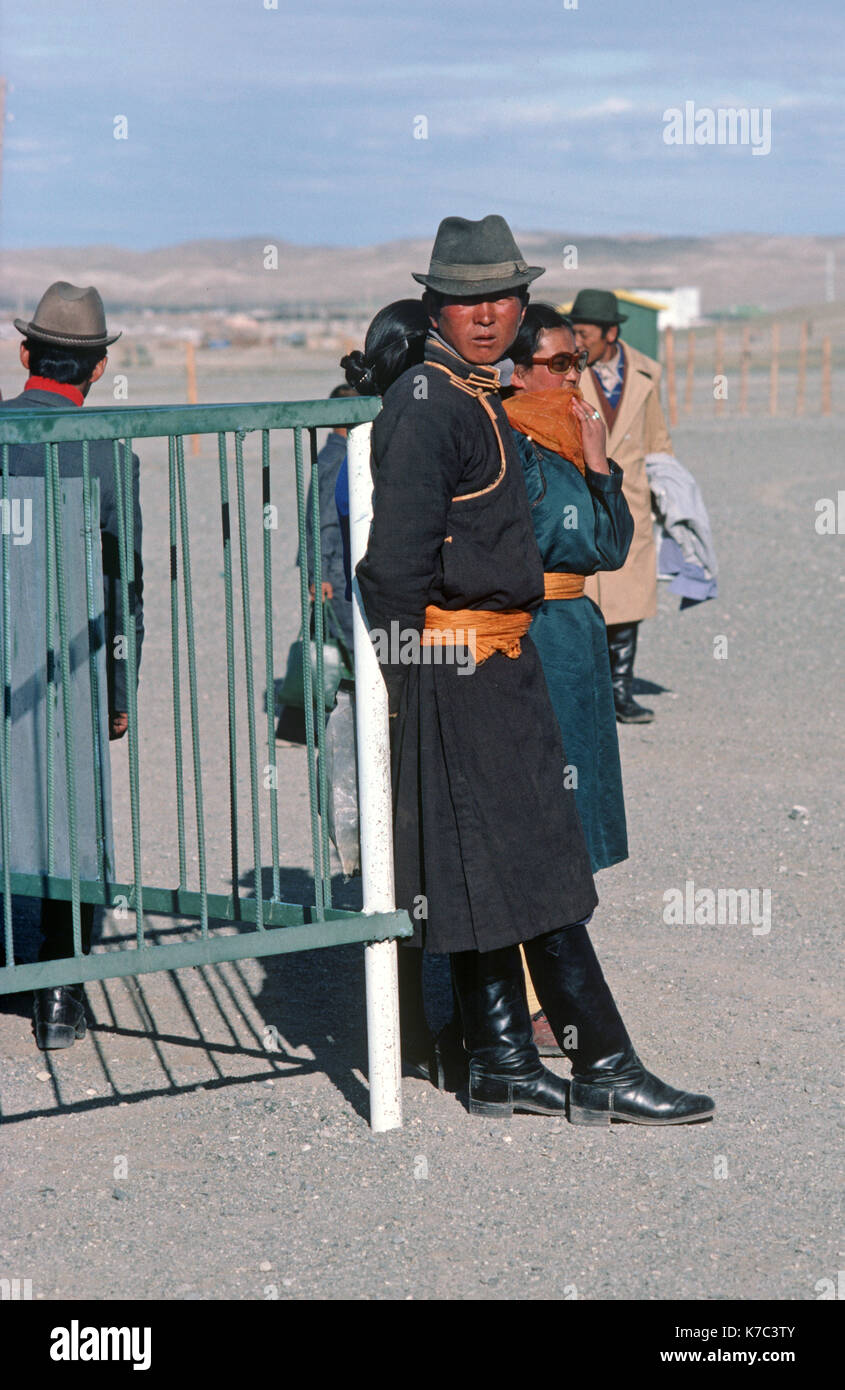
323;687;360;876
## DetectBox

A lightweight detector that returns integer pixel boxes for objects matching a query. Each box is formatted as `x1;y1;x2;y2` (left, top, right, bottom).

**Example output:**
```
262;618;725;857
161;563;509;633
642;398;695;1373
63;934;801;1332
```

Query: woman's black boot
523;925;714;1125
607;621;653;723
397;945;465;1090
450;946;570;1117
397;945;434;1078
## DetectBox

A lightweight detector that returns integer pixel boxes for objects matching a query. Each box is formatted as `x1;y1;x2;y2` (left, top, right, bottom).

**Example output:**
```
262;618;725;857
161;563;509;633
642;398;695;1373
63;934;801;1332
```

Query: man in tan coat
571;289;672;723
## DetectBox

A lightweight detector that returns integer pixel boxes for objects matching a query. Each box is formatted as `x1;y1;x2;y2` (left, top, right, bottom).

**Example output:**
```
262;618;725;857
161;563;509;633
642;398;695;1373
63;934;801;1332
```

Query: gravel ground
0;377;841;1301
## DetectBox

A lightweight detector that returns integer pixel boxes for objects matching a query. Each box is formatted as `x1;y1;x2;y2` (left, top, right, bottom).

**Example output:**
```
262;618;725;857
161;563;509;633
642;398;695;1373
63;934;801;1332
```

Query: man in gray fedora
356;217;713;1126
570;288;673;723
1;281;144;1049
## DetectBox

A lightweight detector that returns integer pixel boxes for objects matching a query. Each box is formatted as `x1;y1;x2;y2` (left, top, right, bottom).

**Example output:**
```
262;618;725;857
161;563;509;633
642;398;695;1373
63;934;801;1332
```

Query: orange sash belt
421;605;532;665
543;572;585;601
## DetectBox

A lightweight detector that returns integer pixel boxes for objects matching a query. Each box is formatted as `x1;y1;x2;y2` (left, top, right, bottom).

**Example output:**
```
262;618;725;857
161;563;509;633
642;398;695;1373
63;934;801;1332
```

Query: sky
1;0;842;249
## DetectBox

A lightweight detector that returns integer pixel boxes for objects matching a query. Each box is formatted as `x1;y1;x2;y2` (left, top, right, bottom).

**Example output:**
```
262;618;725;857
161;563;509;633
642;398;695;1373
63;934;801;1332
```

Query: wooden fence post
821;336;832;415
185;341;200;456
665;325;678;427
795;321;808;416
739;324;750;416
769;323;780;416
684;330;695;414
714;324;725;417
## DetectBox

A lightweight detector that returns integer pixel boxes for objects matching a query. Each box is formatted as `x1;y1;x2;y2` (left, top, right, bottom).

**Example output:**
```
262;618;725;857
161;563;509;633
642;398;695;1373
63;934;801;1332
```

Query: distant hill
1;233;843;316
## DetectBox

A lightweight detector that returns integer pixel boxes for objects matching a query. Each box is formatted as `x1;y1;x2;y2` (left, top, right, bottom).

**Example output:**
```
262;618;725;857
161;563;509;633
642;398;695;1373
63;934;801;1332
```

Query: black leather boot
429;1016;467;1093
523;925;714;1125
397;946;465;1091
451;946;570;1117
607;622;654;723
32;985;87;1050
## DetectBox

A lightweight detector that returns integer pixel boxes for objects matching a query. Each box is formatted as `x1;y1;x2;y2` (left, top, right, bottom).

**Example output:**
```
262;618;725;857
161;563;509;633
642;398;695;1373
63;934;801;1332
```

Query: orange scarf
421;606;532;664
503;386;586;474
543;573;585;600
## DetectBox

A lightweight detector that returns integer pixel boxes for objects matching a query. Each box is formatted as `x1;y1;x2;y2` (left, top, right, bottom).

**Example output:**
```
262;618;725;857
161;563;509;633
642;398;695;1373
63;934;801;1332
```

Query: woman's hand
570;396;610;474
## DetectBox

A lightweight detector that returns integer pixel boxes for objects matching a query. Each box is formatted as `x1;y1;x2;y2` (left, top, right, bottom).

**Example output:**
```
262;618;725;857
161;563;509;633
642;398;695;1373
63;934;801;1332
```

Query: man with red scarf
1;281;144;1050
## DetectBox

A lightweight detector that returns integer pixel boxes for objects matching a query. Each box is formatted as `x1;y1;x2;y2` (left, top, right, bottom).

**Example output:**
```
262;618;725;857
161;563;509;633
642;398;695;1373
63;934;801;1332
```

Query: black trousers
37;900;94;964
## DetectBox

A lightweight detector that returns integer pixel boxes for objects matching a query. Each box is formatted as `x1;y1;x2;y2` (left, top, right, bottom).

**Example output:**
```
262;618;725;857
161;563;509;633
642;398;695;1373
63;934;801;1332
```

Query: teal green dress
513;431;635;872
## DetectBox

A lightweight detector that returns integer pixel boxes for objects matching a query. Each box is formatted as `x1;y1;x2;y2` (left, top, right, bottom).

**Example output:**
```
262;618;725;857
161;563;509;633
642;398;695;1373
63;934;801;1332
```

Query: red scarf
25;377;84;406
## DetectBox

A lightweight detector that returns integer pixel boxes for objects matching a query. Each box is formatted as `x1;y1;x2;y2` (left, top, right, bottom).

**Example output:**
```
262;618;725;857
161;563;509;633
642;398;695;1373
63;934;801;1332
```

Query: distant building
629;287;701;331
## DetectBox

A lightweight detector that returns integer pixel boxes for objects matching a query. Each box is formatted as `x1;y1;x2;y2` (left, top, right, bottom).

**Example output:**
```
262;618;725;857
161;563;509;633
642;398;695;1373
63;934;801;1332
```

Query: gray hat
412;215;544;297
14;281;121;348
569;289;628;327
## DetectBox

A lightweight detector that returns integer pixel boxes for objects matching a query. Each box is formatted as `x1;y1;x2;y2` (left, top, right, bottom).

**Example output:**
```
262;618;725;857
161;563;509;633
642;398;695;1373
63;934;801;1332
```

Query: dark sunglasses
531;350;589;374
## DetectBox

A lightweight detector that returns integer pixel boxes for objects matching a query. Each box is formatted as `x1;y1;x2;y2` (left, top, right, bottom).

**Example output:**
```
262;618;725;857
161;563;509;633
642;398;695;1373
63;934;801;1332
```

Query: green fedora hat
569;288;628;327
14;280;121;348
412;215;544;297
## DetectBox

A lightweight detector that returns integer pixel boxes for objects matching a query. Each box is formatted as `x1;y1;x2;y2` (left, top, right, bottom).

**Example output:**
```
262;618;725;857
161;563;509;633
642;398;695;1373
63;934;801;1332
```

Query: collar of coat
579;341;661;447
424;334;502;394
24;376;85;406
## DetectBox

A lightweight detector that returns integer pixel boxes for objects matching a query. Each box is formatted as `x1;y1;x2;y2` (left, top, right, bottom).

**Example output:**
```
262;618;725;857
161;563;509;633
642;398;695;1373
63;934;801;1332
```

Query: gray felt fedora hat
412;215;544;297
14;281;121;348
569;288;628;326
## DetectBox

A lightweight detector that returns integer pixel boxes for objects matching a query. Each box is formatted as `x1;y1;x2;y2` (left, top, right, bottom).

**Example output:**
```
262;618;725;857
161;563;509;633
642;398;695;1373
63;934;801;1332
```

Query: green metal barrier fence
0;399;411;1006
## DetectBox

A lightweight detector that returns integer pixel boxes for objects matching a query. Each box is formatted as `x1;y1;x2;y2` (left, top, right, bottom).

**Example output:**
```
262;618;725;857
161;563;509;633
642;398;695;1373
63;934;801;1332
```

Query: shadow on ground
0;870;451;1127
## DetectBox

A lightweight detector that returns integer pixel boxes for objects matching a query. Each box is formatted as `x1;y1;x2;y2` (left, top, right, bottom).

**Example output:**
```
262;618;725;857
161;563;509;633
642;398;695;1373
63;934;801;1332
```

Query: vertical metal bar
217;432;240;909
309;427;332;906
347;421;402;1133
175;435;208;935
293;426;324;919
112;439;143;945
261;430;280;902
44;442;56;875
0;444;12;964
123;437;144;944
49;444;82;954
81;442;107;885
233;429;263;927
168;437;187;888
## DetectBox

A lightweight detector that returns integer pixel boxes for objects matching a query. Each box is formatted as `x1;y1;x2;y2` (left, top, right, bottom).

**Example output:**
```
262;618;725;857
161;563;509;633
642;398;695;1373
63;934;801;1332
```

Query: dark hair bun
340;350;375;392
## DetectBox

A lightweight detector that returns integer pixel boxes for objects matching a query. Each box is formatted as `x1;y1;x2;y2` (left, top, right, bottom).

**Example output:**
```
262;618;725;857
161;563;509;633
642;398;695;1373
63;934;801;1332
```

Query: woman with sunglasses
503;304;634;1052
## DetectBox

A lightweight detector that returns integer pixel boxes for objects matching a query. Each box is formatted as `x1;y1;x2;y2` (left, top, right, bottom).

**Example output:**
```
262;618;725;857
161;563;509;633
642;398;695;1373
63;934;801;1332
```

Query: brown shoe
531;1010;562;1057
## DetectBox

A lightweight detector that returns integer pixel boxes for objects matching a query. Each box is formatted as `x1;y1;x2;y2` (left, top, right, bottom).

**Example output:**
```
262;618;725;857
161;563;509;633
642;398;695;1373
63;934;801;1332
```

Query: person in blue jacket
503;304;634;1052
507;304;633;870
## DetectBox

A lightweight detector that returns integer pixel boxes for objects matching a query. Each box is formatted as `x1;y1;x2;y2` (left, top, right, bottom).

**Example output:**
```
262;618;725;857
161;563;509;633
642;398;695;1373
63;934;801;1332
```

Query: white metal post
347;422;402;1133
